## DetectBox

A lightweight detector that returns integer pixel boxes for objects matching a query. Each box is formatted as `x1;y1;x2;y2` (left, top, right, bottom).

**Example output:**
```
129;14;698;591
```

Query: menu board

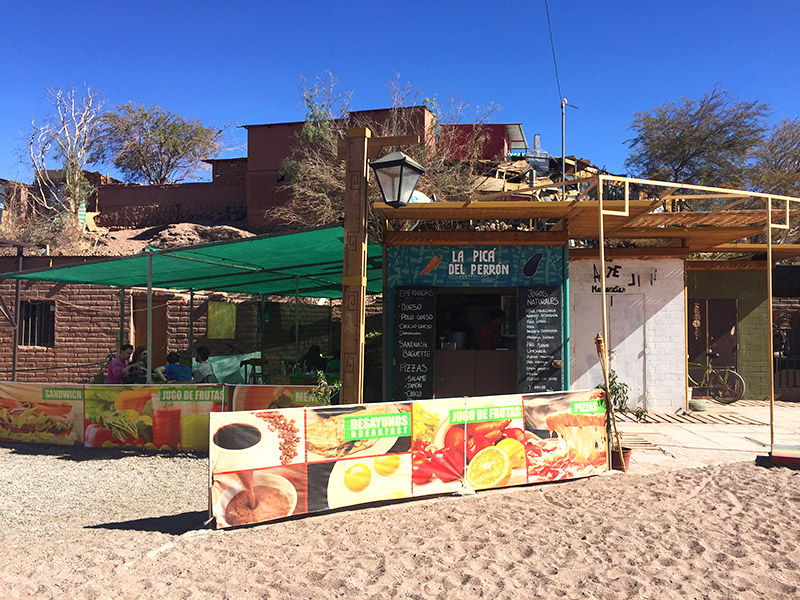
517;286;564;392
392;287;435;401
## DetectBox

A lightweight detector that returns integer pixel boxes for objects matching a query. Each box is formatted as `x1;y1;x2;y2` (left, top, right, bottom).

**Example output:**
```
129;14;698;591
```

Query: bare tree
29;86;105;218
273;73;499;233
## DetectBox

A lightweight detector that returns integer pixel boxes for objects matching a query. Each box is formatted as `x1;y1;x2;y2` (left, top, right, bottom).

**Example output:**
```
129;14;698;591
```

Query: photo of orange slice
465;446;511;489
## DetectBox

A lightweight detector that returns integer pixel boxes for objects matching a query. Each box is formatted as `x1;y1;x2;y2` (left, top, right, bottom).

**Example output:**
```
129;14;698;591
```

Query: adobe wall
95;182;246;228
245;122;303;229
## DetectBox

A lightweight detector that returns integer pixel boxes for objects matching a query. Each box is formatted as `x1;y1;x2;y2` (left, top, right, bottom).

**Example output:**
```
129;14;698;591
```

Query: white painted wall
569;258;686;412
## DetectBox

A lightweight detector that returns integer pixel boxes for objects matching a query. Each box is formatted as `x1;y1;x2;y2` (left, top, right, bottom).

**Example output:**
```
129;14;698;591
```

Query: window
20;301;55;347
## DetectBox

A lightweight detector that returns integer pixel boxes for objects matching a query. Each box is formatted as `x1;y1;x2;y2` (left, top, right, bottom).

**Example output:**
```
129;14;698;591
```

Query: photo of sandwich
0;397;76;442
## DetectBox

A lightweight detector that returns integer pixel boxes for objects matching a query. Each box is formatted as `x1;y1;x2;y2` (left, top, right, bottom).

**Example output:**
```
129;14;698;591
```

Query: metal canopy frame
374;174;799;451
0;225;383;384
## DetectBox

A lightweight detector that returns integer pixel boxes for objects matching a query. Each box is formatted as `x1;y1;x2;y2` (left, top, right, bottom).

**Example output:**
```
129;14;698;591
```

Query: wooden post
340;128;371;405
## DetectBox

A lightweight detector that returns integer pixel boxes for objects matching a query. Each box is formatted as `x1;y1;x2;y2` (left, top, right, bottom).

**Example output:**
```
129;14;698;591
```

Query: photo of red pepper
419;255;441;275
411;457;434;485
429;447;464;482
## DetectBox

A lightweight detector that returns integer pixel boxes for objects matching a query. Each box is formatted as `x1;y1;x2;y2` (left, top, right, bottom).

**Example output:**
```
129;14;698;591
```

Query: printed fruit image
374;454;400;476
114;388;153;414
344;463;372;492
466;446;511;489
495;437;525;469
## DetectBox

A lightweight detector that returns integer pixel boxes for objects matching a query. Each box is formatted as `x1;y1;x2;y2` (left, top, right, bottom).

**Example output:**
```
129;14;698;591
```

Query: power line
544;0;563;102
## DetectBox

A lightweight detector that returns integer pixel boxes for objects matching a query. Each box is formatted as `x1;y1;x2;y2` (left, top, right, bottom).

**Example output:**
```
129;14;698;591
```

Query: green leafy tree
751;118;800;244
750;118;800;198
94;101;228;184
625;88;769;189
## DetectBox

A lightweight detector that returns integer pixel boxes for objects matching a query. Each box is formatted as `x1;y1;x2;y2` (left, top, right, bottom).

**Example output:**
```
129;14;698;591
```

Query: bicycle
687;352;746;404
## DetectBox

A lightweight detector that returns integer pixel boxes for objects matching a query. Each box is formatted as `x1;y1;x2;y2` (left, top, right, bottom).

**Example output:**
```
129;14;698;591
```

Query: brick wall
569;258;687;412
0;281;123;384
165;295;261;359
0;277;264;384
208;158;248;186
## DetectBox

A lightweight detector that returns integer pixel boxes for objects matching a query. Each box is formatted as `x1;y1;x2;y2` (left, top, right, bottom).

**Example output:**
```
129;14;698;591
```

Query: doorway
132;295;168;368
688;298;738;378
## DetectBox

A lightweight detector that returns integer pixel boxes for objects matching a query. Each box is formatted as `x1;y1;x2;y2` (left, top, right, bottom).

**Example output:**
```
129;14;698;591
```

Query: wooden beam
340;129;371;404
385;230;569;246
569;247;692;258
602;226;764;240
685;260;766;270
708;243;800;259
604;199;664;236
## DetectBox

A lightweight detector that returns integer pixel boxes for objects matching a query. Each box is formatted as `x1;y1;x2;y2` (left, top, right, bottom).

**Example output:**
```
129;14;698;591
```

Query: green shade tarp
0;225;383;298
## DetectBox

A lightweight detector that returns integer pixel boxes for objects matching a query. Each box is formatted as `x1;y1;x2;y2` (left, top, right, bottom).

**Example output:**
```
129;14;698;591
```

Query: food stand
386;245;568;401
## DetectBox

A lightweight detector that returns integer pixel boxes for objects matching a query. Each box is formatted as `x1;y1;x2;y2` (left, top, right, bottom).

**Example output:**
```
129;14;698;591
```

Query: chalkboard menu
392;287;435;401
517;286;563;392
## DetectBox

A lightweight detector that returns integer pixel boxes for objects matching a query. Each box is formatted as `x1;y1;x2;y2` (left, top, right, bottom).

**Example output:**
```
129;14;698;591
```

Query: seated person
107;344;134;384
122;346;149;384
156;351;193;382
193;346;217;383
302;344;327;373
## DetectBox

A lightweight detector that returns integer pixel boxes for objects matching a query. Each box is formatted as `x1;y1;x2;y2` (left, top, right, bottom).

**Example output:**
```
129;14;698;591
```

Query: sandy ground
1;442;799;600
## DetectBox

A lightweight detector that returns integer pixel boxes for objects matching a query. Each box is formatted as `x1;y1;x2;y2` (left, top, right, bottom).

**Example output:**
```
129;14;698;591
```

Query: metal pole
146;251;153;384
767;197;775;447
561;98;567;202
294;275;300;369
118;287;126;348
11;245;22;381
189;290;194;366
598;176;612;469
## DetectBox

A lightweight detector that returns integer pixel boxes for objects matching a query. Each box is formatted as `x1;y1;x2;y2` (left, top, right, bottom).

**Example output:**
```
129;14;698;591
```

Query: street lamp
369;151;426;207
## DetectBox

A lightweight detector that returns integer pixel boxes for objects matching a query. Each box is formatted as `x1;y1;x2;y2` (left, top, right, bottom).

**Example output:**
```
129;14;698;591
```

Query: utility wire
544;0;563;102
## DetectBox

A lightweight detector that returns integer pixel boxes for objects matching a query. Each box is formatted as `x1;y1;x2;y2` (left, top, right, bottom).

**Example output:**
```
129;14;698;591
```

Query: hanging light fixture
369;151;426;207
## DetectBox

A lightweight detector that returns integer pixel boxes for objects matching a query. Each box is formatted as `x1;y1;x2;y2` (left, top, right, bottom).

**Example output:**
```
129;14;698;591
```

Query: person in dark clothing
302;344;327;373
156;351;193;382
478;308;506;350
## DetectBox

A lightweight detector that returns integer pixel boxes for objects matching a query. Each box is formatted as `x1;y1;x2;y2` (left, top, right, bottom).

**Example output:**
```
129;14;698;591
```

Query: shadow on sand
86;511;211;535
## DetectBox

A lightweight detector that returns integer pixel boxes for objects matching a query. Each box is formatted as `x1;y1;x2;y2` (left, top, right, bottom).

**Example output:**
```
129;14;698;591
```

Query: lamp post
339;131;421;405
370;151;426;207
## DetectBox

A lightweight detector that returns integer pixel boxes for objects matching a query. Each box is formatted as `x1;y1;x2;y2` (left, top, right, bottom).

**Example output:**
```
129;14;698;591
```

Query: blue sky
1;0;798;183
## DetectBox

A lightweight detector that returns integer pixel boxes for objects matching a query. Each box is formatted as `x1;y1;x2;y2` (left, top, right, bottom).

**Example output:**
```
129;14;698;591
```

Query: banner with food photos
0;382;85;445
209;388;607;529
83;384;224;450
229;384;319;412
